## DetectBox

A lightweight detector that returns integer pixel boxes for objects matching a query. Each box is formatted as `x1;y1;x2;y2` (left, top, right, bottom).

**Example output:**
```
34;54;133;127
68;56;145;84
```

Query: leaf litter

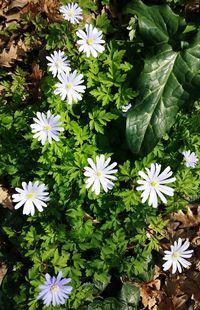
132;204;200;309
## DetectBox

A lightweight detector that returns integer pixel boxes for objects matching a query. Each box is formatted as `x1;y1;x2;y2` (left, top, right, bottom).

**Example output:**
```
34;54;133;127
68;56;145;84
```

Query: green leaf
96;13;111;34
79;298;124;310
126;1;200;155
126;1;186;46
89;110;118;133
118;283;140;307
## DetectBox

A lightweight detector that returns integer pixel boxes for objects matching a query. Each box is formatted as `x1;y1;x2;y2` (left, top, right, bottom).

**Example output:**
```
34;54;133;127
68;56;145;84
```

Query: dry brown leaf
83;13;95;24
21;1;40;14
0;38;27;67
191;228;200;246
0;84;5;94
0;0;11;11
173;205;200;228
135;278;162;309
0;185;13;209
158;294;175;310
21;0;62;21
181;277;200;303
0;45;18;67
163;269;200;310
164;276;190;310
0;264;7;286
172;294;189;310
84;212;99;224
30;63;43;81
8;0;29;10
5;13;20;22
42;0;62;21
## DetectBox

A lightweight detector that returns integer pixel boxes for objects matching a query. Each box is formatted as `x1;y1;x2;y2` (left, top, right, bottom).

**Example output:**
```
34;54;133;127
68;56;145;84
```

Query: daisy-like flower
122;103;132;117
182;150;198;168
136;163;176;208
122;103;132;114
54;70;86;104
37;271;73;307
162;238;194;274
59;3;83;24
84;154;118;195
30;111;64;145
46;50;71;77
76;24;105;58
12;181;50;216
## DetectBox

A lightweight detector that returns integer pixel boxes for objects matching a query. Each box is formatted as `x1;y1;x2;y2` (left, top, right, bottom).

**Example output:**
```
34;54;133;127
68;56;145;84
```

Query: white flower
122;103;132;114
30;111;64;145
54;70;86;104
59;3;83;24
12;181;50;216
162;238;193;274
136;163;176;208
84;155;118;195
182;150;198;168
76;24;105;58
46;50;71;77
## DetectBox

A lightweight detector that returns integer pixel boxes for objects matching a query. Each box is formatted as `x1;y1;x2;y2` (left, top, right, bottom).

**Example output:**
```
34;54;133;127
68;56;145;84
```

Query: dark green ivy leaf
125;0;200;155
118;283;140;307
126;1;186;46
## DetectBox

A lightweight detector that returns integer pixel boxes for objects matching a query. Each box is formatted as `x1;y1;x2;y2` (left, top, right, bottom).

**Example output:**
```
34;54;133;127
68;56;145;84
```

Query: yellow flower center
172;251;180;260
68;9;74;17
87;38;94;45
50;284;59;294
27;192;34;199
56;61;62;69
44;124;52;131
97;171;102;177
151;180;157;187
66;83;73;90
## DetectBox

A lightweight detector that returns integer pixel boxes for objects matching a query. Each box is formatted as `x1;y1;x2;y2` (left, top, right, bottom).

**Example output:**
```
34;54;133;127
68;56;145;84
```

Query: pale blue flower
122;103;132;117
46;50;71;77
59;3;83;24
182;150;198;168
122;103;132;114
37;271;72;307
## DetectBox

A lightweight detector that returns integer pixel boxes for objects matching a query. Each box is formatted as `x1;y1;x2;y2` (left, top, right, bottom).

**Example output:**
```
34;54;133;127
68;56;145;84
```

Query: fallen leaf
0;45;18;67
7;0;29;11
158;294;175;310
84;213;99;224
0;0;11;11
0;185;13;209
0;38;27;67
191;228;200;246
0;264;7;286
181;278;200;302
42;0;62;21
30;63;43;81
164;276;189;310
135;278;162;309
173;205;200;228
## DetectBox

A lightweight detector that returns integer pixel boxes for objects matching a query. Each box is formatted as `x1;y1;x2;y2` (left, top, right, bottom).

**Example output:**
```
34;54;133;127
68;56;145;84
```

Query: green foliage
0;0;200;309
96;13;112;34
87;44;136;108
89;109;118;134
126;0;200;155
80;282;140;309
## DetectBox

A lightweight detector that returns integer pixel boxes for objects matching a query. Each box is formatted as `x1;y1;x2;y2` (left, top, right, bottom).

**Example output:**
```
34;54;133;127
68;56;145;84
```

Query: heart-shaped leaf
126;0;200;155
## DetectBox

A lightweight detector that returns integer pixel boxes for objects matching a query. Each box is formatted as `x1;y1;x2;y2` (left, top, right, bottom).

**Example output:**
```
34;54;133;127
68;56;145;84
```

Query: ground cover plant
0;0;200;309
